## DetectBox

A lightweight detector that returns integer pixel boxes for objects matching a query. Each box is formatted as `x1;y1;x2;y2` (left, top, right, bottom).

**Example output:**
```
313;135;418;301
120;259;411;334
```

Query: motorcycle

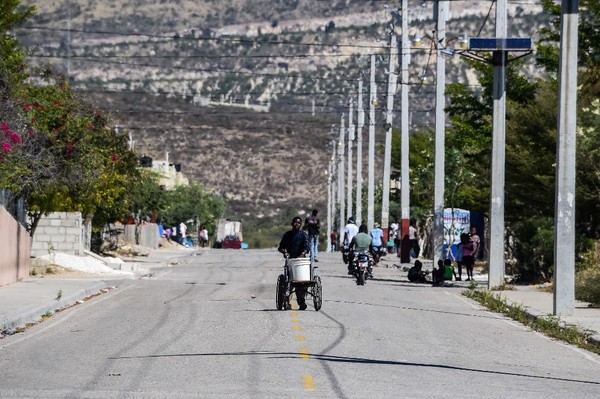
341;245;350;264
370;245;386;266
352;251;373;285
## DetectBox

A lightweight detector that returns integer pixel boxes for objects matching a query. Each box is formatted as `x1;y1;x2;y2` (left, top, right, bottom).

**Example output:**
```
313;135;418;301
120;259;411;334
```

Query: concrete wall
31;212;84;257
139;224;160;249
123;224;160;249
0;206;31;287
30;213;160;257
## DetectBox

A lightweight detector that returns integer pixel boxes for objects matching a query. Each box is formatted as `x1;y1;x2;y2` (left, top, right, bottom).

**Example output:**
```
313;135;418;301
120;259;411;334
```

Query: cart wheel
312;275;322;311
276;274;286;310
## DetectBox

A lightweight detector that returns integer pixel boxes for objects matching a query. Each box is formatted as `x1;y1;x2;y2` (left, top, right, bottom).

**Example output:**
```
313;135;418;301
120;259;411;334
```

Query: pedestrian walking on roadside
470;227;481;260
455;233;468;281
409;218;420;259
199;226;209;247
390;219;400;255
304;209;320;262
330;230;338;252
462;232;475;281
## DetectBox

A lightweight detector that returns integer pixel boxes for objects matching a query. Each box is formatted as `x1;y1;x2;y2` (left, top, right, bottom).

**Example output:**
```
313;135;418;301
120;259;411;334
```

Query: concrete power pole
347;99;355;221
488;0;508;288
327;139;337;253
338;115;346;243
381;34;398;241
367;55;377;231
399;0;411;263
356;80;365;225
553;0;578;315
433;0;449;268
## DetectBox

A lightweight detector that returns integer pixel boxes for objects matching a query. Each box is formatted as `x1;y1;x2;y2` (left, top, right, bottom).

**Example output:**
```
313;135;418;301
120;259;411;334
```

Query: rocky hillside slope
15;0;549;220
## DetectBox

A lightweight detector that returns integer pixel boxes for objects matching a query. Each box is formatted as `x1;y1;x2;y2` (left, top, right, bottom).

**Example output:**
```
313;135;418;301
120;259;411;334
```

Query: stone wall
0;206;31;287
31;212;84;257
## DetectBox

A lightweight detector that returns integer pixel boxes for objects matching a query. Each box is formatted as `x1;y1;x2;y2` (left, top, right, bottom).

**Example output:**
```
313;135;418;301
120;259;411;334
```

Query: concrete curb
509;302;600;351
1;281;115;333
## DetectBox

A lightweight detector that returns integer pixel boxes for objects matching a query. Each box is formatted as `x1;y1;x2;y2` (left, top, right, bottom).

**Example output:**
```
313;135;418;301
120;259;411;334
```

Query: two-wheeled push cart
276;257;322;311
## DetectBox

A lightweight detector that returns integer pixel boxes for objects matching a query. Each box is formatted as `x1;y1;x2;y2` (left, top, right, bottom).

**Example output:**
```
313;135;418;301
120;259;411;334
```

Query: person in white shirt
179;222;187;245
343;217;359;247
342;217;359;266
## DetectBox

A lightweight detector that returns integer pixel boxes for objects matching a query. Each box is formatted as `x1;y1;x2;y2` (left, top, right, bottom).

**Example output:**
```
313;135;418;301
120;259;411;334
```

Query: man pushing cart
276;216;322;311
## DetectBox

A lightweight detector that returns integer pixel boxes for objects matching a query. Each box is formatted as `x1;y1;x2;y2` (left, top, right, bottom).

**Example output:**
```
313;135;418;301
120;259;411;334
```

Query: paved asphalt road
1;249;600;398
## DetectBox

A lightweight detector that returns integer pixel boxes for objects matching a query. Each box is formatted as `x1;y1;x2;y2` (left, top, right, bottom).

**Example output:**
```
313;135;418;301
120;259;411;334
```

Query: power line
18;25;390;51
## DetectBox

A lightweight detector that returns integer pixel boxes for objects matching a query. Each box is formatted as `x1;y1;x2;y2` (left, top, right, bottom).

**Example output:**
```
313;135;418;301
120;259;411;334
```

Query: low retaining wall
31;212;84;257
0;206;31;287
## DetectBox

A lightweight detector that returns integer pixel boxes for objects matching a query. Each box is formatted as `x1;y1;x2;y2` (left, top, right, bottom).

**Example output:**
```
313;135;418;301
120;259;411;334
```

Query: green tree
158;182;226;235
445;57;538;219
3;68;139;235
537;0;600;236
127;168;169;223
0;0;34;90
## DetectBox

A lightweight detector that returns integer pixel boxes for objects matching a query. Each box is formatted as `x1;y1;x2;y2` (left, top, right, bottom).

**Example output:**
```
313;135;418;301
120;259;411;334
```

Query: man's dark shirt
278;229;310;258
304;216;320;236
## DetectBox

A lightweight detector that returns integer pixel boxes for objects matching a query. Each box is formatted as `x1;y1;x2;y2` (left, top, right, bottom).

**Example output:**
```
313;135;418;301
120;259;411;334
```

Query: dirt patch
30;264;105;279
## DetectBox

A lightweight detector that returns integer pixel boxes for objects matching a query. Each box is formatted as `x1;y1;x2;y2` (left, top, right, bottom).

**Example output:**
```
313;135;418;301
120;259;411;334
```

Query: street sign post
468;37;532;52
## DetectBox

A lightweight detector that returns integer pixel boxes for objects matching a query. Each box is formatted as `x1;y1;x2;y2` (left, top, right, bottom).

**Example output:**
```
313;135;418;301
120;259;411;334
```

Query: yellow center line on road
290;312;298;317
291;319;300;323
292;325;301;331
302;374;315;391
295;335;305;341
299;349;310;360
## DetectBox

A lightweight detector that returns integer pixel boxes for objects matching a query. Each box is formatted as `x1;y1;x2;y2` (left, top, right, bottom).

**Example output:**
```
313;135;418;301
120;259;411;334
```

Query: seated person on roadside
278;216;310;310
408;260;429;284
444;258;455;281
348;224;372;275
432;259;445;286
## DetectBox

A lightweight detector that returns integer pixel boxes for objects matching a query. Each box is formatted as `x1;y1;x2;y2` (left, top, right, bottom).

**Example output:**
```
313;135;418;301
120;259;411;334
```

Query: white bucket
289;258;311;282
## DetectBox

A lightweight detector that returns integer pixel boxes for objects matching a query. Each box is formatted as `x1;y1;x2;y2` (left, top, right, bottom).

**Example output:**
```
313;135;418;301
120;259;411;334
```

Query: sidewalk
491;285;600;346
0;248;191;337
380;256;600;349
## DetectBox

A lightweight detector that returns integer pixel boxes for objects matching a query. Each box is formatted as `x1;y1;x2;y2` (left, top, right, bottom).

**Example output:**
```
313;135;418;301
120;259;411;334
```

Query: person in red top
330;230;338;252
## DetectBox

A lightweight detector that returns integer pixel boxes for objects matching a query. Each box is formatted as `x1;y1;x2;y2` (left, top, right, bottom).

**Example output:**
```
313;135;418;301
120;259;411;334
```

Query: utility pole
338;115;346;243
327;139;337;253
554;0;578;315
488;0;507;288
367;54;377;231
356;80;365;225
399;0;411;263
433;0;449;268
67;0;71;77
381;34;398;242
347;99;355;221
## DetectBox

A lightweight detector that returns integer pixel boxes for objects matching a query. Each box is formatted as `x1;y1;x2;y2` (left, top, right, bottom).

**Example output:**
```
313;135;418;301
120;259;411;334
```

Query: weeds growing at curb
464;287;600;356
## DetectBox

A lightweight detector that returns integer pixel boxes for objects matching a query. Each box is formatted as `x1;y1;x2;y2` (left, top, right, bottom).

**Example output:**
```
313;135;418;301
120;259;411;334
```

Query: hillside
14;0;549;221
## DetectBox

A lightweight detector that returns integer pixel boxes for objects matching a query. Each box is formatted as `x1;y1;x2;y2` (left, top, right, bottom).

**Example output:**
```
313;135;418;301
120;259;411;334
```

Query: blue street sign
468;37;532;51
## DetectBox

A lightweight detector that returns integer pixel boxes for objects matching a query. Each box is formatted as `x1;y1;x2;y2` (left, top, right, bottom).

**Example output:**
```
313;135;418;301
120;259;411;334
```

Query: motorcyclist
342;216;359;264
278;216;310;310
347;224;373;277
369;222;385;265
